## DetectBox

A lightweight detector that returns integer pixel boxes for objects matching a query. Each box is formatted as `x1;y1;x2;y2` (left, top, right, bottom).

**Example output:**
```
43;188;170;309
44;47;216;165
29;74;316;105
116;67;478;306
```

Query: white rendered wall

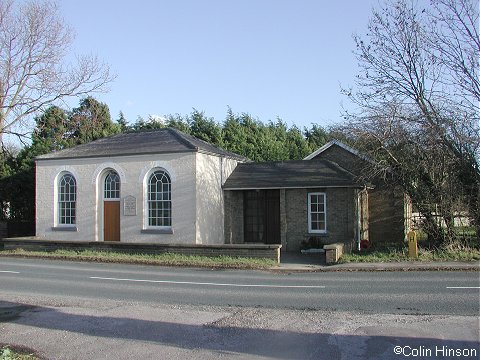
195;153;239;245
35;152;197;244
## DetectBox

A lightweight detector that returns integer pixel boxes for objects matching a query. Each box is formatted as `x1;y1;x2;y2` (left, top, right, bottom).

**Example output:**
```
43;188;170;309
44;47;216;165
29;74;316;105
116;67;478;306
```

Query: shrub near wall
7;221;35;237
0;221;7;240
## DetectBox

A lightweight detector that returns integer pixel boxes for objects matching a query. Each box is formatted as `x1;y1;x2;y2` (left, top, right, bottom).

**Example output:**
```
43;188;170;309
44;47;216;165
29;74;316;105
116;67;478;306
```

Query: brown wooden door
104;201;120;241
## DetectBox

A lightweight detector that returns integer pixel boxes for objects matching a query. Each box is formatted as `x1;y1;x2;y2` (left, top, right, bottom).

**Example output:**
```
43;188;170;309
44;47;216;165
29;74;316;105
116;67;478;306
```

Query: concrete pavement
1;294;479;360
276;260;480;272
277;253;480;272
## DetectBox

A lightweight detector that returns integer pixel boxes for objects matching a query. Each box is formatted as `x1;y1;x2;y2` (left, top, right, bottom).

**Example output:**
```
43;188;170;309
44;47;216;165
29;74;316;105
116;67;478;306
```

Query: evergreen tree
286;125;311;160
33;106;70;152
304;124;329;152
69;97;119;144
165;114;190;134
1;97;118;222
116;111;129;132
188;109;223;147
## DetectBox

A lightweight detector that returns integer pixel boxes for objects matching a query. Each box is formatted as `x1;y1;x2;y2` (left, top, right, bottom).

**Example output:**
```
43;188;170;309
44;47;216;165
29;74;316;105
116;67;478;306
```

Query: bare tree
429;0;480;107
342;0;479;245
0;0;114;145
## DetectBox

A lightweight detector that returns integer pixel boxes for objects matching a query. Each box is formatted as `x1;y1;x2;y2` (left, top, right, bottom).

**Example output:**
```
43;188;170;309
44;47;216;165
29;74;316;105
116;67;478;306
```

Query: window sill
52;226;77;232
307;231;328;236
141;228;174;235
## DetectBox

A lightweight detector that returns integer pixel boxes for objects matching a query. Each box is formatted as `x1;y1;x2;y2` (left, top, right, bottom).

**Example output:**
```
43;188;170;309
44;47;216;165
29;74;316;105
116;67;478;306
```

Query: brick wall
279;189;287;249
311;144;407;245
311;146;367;176
285;188;357;252
369;186;406;244
224;187;358;252
0;239;281;262
224;190;244;244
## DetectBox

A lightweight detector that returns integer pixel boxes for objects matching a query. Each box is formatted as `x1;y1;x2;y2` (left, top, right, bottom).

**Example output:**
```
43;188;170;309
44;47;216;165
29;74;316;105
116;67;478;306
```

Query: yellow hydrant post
408;230;418;258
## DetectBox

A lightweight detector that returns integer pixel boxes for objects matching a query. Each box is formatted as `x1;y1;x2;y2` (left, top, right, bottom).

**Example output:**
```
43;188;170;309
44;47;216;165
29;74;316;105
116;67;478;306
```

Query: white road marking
446;286;480;289
90;276;326;289
0;270;20;274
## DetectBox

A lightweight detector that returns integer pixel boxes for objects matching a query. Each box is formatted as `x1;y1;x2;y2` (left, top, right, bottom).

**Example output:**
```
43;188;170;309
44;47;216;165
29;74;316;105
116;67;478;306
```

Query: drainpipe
357;188;363;251
220;157;224;185
34;160;37;237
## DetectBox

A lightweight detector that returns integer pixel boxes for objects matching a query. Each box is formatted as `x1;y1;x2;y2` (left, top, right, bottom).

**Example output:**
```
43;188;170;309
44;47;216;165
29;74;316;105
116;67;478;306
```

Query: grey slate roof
36;128;247;161
304;139;375;163
223;159;365;189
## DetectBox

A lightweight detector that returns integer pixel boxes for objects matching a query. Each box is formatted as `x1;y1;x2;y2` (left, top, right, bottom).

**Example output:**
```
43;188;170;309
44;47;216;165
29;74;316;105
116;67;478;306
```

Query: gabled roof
36;128;247;161
303;139;374;163
223;159;366;190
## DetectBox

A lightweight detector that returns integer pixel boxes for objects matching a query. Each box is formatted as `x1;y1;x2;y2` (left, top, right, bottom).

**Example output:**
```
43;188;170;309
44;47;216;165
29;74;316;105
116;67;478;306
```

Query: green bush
0;346;38;360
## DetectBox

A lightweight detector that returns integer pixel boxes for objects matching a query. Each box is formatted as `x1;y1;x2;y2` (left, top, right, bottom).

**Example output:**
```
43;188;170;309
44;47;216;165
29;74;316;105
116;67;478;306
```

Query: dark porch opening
243;190;280;244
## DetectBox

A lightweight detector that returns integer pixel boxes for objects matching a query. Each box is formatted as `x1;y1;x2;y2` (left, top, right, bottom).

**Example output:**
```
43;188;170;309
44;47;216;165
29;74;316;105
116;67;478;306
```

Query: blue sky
60;0;377;129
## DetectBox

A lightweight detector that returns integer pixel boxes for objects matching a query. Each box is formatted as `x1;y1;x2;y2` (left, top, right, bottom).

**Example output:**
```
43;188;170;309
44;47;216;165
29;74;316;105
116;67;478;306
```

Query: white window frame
103;170;120;200
145;169;172;229
308;192;327;234
58;172;77;226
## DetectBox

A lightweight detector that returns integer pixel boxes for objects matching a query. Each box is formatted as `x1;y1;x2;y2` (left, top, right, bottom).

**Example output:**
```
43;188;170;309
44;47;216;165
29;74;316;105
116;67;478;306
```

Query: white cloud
149;114;167;124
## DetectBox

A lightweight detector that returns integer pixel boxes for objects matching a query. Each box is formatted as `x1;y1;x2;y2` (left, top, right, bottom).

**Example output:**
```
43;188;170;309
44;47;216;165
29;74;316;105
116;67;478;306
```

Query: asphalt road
1;257;479;316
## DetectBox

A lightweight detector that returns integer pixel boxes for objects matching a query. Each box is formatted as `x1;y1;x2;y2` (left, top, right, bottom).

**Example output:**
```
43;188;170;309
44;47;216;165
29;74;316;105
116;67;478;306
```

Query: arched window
147;170;171;227
58;173;76;225
104;170;120;199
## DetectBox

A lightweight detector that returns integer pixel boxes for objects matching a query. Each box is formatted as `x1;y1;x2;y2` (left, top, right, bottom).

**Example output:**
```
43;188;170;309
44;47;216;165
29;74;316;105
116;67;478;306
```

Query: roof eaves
35;149;197;161
222;184;365;190
196;148;247;161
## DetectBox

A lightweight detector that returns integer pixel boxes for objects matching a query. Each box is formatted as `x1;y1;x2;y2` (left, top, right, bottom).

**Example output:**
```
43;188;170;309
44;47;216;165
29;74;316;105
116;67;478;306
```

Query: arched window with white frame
104;170;120;200
147;169;171;227
58;173;77;225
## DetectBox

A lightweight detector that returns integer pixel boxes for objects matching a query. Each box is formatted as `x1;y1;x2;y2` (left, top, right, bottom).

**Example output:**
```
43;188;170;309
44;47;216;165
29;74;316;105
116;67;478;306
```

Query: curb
271;266;480;273
1;253;478;272
272;262;480;272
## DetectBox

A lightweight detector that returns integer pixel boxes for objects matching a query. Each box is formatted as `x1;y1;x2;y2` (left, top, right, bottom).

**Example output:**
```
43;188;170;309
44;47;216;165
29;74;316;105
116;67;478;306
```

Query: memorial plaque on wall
123;195;137;216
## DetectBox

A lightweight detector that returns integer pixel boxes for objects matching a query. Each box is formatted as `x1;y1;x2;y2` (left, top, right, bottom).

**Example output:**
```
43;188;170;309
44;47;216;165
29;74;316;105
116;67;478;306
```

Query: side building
305;140;411;247
223;140;411;252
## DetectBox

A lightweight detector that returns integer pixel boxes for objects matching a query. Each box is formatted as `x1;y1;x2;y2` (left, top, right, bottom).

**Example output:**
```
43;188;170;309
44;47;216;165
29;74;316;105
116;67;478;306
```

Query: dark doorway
244;190;280;244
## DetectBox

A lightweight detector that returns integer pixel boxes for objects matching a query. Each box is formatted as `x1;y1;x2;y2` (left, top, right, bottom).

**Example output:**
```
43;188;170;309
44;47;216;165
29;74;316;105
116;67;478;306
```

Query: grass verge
0;249;277;270
0;346;40;360
339;246;480;263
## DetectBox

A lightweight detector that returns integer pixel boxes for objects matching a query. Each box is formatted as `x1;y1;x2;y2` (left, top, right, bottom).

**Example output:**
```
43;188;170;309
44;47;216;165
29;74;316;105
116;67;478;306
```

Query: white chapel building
35;128;245;244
